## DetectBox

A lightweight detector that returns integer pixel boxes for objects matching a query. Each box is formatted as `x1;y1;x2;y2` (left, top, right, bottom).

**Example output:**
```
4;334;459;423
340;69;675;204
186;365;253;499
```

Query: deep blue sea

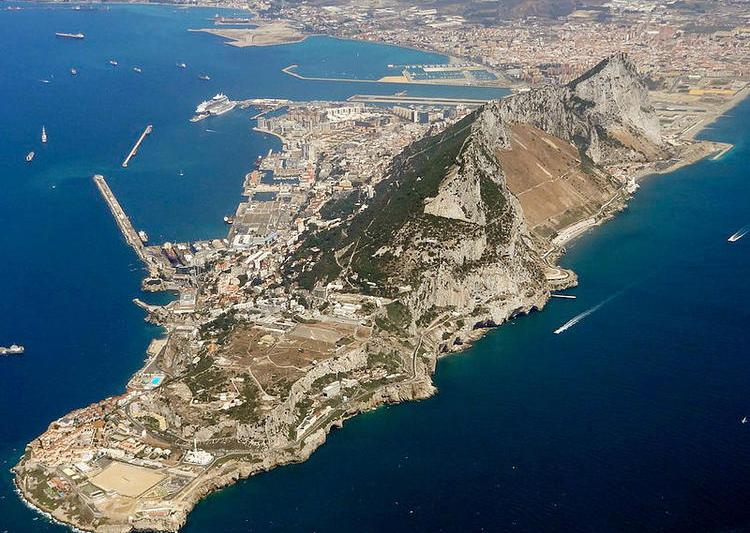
1;3;749;532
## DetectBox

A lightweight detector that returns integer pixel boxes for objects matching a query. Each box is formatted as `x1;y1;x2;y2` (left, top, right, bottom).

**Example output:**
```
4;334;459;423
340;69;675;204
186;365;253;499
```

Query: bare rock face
569;52;662;146
293;53;666;330
489;52;665;165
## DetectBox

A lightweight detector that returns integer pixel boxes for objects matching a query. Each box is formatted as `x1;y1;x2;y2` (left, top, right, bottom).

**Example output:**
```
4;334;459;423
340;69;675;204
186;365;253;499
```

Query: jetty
92;174;155;273
122;124;153;168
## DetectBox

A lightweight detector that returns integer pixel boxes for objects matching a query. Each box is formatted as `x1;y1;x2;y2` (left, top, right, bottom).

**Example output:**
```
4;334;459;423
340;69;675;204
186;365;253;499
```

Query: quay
347;94;489;107
92;174;156;275
122;124;153;168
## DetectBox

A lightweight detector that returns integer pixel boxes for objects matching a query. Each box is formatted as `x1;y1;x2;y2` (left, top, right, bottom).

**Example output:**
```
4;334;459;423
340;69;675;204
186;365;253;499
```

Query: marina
121;124;152;168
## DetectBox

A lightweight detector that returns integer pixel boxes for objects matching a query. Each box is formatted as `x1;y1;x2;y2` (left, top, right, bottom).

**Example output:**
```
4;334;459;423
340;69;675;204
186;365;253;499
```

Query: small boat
70;68;78;75
133;66;142;73
109;59;118;66
198;74;210;81
223;215;234;225
26;151;35;162
177;62;187;69
138;230;149;243
55;32;85;39
742;417;748;424
39;79;51;84
41;126;47;143
0;344;24;356
179;170;184;176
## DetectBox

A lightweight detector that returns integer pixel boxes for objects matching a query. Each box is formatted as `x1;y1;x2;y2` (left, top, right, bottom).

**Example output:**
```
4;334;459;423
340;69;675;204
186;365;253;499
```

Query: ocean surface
1;3;749;532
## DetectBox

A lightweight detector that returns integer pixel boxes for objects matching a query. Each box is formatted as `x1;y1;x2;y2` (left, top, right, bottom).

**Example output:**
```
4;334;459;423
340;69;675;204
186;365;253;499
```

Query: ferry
109;59;118;66
70;67;78;76
133;66;142;73
26;151;35;162
177;62;187;69
41;126;47;143
0;344;24;356
198;74;211;81
55;32;85;39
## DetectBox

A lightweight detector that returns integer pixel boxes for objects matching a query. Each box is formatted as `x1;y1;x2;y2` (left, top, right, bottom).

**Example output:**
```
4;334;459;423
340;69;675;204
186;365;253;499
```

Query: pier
122;124;153;168
93;174;156;275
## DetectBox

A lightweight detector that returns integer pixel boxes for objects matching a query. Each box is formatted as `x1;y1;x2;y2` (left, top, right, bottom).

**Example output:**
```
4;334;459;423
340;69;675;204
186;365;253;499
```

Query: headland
12;48;747;532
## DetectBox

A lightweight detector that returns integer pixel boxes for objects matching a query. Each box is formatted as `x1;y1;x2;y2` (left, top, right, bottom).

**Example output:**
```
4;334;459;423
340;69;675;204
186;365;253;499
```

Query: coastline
547;88;749;250
8;5;749;528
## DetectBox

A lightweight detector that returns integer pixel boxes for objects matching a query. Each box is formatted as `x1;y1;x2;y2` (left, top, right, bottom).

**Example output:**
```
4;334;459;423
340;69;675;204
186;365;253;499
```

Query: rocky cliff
289;53;668;326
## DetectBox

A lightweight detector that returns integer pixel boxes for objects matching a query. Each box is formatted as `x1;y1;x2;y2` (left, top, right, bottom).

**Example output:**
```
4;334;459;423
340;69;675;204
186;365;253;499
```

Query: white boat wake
728;224;749;243
554;290;625;335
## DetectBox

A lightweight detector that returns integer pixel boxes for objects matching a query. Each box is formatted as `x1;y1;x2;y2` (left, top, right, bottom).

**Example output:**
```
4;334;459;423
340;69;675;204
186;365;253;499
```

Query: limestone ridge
486;52;663;165
291;52;665;327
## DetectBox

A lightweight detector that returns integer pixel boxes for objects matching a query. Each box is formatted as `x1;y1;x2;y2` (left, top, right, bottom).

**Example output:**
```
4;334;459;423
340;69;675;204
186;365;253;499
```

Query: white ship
0;344;24;356
70;67;78;76
55;32;84;39
138;230;149;243
177;62;187;68
41;126;47;143
195;93;236;116
109;59;118;66
26;151;35;162
133;66;142;73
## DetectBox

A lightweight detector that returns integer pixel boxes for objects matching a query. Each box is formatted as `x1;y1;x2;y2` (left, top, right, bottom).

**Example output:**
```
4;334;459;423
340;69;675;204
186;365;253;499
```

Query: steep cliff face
289;53;666;325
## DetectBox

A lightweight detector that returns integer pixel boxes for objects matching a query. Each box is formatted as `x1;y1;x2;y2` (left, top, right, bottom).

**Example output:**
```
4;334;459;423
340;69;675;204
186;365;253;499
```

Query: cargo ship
55;32;84;39
0;344;24;356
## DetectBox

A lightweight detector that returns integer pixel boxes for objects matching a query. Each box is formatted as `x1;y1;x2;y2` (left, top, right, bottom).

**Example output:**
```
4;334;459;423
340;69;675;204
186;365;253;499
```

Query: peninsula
13;52;739;532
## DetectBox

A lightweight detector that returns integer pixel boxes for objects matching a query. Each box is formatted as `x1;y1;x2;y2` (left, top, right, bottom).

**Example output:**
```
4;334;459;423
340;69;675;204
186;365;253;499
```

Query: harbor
121;124;152;168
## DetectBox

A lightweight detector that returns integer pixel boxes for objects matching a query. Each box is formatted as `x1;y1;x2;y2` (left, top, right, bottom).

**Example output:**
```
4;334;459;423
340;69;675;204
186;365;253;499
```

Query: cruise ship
194;93;236;118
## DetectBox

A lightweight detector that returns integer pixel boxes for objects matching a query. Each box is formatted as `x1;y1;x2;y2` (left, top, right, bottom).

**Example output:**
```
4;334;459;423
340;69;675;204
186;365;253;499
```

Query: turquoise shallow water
2;4;750;532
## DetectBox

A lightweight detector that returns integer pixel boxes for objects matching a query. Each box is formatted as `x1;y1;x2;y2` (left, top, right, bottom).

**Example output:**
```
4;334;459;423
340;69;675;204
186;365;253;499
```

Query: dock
93;174;155;275
122;124;153;168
